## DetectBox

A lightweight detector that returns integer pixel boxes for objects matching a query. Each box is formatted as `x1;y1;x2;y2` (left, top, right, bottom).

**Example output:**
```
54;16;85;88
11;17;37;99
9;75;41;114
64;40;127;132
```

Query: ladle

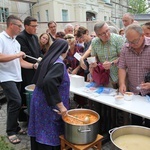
25;55;40;62
67;113;90;124
53;109;90;124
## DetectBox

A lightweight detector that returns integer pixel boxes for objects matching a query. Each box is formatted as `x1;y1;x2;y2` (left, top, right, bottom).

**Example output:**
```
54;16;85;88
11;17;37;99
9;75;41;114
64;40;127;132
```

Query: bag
92;63;110;86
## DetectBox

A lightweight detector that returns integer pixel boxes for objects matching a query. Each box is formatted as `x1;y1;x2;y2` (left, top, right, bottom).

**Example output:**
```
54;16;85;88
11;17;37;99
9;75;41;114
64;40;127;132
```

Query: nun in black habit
28;39;70;150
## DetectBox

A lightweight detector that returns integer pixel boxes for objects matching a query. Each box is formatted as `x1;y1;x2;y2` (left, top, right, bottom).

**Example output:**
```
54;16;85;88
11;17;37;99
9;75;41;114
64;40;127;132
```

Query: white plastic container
69;74;85;88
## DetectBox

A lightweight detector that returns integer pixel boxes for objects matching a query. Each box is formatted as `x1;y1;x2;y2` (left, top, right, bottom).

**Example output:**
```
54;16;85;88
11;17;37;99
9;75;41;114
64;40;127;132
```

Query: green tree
128;0;149;14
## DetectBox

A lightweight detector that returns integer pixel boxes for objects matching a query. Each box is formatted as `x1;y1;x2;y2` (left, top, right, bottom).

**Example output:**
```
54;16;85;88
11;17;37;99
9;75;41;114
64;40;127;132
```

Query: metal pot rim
109;125;150;149
109;125;150;135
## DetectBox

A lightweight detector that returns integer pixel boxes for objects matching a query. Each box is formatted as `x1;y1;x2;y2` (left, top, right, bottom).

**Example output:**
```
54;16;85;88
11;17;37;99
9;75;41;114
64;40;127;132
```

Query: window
104;16;107;21
62;9;68;21
37;12;40;22
103;0;110;3
45;10;49;22
0;7;9;22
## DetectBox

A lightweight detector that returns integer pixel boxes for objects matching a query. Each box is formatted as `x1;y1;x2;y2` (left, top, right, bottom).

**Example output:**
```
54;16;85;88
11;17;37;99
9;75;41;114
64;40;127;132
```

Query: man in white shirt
0;15;37;144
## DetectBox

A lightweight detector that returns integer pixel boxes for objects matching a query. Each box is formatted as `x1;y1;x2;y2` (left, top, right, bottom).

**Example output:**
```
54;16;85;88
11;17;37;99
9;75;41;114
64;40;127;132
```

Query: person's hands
67;67;72;74
71;68;78;75
37;57;42;62
89;62;97;74
17;51;26;58
140;82;150;90
103;61;111;70
59;106;67;116
119;84;126;95
90;62;97;68
33;63;38;69
56;102;67;116
80;57;87;70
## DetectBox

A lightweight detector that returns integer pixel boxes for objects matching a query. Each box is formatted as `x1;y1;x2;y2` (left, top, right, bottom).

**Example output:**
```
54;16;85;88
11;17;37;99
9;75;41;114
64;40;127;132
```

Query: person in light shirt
64;23;74;35
142;22;150;37
118;24;150;127
122;12;134;28
0;15;38;144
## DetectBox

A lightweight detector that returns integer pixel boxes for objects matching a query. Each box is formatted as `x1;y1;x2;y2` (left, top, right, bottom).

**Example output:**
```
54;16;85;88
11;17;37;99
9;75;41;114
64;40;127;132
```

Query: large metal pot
62;108;100;144
109;125;150;150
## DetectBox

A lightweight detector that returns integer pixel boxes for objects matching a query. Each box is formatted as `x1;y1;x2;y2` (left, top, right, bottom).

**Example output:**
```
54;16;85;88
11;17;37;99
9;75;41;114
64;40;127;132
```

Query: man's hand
89;62;97;68
140;82;150;90
103;61;111;70
119;84;126;95
80;57;87;70
33;63;38;69
17;51;26;58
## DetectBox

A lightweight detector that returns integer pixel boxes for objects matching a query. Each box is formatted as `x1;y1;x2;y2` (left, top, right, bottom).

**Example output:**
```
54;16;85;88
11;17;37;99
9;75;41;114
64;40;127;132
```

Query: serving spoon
25;55;42;62
67;113;90;124
53;109;90;124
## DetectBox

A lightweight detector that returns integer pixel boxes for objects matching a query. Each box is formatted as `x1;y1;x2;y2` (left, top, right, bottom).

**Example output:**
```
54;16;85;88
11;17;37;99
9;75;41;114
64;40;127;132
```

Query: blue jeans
1;81;21;136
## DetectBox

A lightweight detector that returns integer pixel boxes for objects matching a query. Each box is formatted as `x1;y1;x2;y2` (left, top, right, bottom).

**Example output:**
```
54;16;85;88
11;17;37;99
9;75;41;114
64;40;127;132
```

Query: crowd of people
0;12;150;149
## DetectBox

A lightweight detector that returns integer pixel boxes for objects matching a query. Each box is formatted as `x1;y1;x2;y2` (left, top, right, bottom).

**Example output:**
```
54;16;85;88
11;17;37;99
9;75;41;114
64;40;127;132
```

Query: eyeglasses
90;35;96;38
29;25;38;28
49;26;56;29
127;36;141;45
13;23;22;28
98;29;110;37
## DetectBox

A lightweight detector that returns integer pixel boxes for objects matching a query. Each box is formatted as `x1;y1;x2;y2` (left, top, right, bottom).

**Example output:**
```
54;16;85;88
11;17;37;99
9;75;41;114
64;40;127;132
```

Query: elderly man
80;21;124;87
64;23;74;35
118;24;150;126
122;12;134;28
80;21;124;134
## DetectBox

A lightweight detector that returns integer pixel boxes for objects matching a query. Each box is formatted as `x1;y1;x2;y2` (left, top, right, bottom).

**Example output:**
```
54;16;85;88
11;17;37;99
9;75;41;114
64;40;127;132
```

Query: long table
70;83;150;120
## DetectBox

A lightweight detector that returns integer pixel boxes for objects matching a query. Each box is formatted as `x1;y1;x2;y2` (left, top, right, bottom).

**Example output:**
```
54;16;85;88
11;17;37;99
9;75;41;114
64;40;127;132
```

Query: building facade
32;0;128;28
0;0;129;33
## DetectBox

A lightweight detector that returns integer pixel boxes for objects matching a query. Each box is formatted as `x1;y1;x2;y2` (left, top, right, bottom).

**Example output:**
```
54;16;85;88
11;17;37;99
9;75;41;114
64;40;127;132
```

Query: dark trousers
31;137;60;150
1;81;21;136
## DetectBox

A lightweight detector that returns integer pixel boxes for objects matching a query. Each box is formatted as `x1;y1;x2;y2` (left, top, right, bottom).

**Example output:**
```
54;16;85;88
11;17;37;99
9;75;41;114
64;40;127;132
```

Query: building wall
0;0;30;21
0;0;129;33
111;0;129;28
32;0;113;22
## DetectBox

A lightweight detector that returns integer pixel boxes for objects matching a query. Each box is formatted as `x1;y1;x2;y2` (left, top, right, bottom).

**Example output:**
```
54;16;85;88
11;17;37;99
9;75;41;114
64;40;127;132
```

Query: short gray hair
109;26;118;34
125;24;143;35
94;21;106;33
123;12;134;20
64;23;74;30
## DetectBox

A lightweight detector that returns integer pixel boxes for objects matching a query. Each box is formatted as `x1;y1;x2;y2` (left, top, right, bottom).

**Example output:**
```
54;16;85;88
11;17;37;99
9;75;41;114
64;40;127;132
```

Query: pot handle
78;128;91;133
109;127;118;134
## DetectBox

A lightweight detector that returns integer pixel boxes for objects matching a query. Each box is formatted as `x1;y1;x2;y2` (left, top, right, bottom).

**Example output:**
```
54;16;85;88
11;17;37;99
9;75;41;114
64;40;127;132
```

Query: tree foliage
128;0;149;14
